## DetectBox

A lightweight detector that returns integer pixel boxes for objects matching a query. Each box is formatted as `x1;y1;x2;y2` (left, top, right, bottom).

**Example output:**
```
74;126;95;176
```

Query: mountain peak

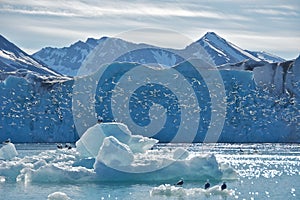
192;32;261;65
204;31;219;37
199;31;226;43
85;36;110;48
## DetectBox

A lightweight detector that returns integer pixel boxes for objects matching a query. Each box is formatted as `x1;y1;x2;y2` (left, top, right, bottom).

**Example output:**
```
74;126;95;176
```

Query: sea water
0;143;299;200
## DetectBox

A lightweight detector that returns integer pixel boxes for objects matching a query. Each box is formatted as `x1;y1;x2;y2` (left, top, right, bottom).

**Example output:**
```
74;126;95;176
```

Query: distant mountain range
30;32;285;76
0;35;61;77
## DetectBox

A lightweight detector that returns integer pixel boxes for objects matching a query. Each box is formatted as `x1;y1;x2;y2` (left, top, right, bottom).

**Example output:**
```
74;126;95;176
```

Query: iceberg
76;122;235;182
0;123;236;184
93;148;226;182
75;122;158;157
0;142;18;160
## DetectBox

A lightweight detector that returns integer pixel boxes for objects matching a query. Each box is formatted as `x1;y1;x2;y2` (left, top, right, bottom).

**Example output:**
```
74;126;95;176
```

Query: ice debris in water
47;192;71;200
150;184;235;197
0;123;237;183
0;176;5;182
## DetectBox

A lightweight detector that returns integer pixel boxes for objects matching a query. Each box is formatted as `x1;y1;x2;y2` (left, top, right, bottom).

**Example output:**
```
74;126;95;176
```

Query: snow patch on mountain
32;32;285;77
0;35;61;77
151;50;177;68
246;50;286;63
194;32;261;66
32;37;107;76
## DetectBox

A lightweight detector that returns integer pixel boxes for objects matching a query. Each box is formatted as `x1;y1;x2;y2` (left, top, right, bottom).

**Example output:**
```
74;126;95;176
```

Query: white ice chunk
172;147;189;160
0;176;5;182
128;135;158;153
96;136;134;167
47;192;71;200
219;163;238;180
150;184;235;197
76;123;158;157
93;151;230;182
0;143;18;160
22;164;95;183
76;123;131;157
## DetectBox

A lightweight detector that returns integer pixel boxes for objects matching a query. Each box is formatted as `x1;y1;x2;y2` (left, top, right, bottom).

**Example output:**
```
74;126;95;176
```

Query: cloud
247;8;298;16
242;2;300;17
116;28;194;49
0;0;250;21
0;7;78;17
0;0;299;59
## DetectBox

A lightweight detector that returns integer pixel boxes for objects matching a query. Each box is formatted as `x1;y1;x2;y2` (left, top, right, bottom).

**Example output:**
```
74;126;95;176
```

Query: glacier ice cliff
0;56;299;143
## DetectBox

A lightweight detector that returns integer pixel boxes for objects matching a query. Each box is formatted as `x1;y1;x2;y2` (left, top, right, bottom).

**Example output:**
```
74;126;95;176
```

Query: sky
0;0;299;59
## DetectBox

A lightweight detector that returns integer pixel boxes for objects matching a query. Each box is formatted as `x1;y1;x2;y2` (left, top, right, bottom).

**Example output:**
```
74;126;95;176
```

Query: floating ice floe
0;176;5;182
0;142;18;160
79;123;237;182
150;184;235;197
47;192;71;200
0;123;237;183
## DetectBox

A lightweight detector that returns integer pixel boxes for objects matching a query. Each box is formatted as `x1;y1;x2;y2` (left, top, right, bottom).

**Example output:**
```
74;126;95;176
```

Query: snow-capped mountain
0;35;61;77
32;37;109;76
32;32;286;77
32;37;181;76
245;50;286;63
190;32;260;65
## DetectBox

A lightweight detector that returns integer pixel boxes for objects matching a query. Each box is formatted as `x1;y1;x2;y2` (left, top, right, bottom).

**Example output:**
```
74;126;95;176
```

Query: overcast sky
0;0;299;59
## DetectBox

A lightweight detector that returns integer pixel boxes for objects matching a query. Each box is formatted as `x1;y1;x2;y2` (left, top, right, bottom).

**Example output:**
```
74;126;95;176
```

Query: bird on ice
2;138;11;144
175;179;184;186
204;179;210;189
221;182;227;190
56;143;63;149
65;143;72;149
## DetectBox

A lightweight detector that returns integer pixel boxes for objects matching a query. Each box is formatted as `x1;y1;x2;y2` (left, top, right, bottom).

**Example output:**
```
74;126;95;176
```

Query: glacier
1;57;299;143
0;74;76;142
